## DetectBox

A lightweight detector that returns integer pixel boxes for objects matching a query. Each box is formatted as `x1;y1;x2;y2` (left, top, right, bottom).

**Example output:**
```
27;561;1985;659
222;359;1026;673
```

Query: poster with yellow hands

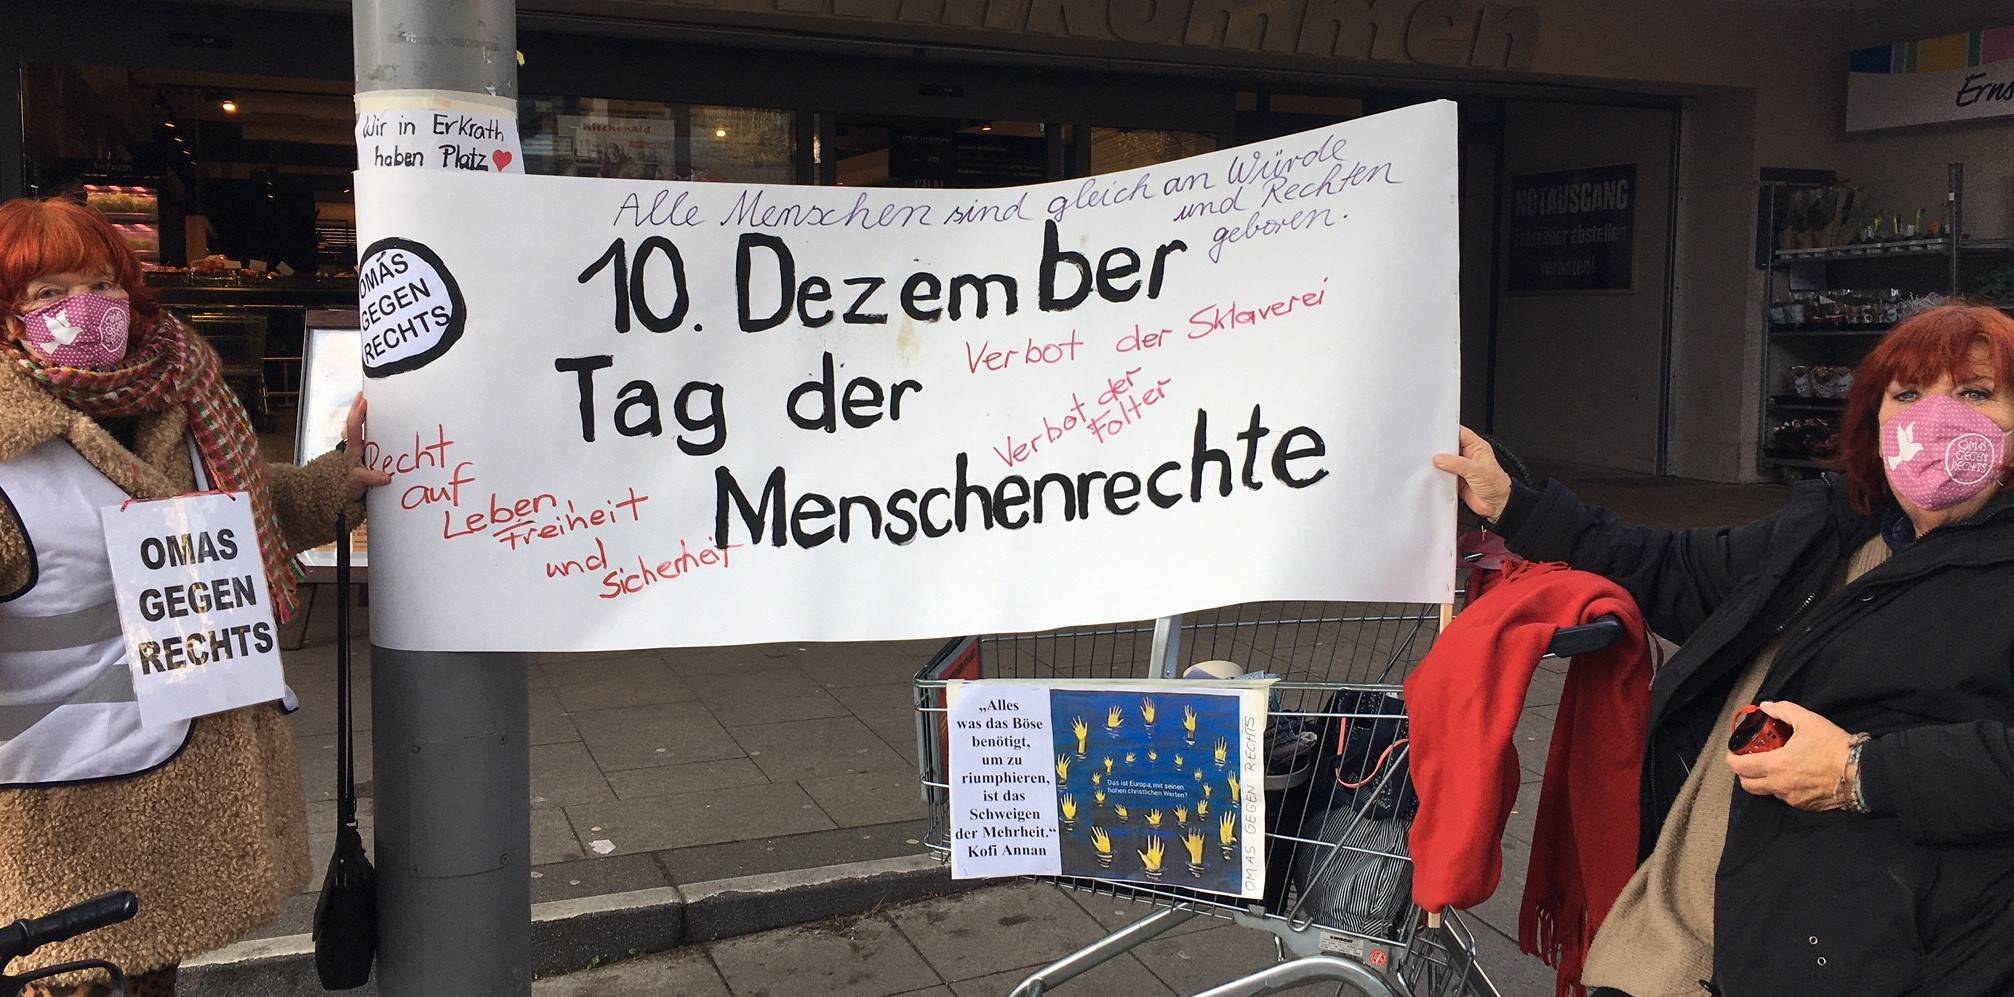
946;678;1269;898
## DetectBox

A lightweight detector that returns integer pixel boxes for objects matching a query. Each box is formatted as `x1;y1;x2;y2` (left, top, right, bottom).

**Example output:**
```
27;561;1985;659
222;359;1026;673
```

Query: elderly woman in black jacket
1434;303;2014;997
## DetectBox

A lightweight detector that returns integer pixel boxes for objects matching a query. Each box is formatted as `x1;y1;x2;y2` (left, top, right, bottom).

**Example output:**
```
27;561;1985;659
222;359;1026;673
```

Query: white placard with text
356;89;525;174
100;492;285;727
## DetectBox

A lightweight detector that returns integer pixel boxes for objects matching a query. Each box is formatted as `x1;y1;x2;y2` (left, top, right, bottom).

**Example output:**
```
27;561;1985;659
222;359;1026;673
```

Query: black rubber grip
17;892;138;950
1544;616;1624;659
1481;432;1537;489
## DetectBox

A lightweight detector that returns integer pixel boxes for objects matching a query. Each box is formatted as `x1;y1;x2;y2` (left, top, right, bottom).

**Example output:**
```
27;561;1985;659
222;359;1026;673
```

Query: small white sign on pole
355;88;526;174
100;492;286;727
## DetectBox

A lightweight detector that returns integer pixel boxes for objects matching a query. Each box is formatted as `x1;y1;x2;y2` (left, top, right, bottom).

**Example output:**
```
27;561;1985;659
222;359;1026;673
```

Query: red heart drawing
491;149;514;171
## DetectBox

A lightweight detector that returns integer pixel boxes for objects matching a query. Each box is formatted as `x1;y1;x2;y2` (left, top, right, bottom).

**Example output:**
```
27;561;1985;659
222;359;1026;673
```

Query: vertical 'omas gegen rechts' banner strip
354;101;1461;652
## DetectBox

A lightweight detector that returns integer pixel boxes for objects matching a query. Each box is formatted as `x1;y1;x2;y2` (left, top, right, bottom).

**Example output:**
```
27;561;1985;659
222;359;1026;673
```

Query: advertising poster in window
297;321;367;568
559;113;679;180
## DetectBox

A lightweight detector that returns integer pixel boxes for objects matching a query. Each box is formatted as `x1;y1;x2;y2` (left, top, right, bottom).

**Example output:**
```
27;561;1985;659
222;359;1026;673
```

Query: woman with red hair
0;197;389;996
1436;303;2014;996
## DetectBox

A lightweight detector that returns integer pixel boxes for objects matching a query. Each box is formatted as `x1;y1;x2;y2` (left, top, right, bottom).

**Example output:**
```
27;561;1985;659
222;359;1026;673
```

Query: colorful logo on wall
1847;25;2014;132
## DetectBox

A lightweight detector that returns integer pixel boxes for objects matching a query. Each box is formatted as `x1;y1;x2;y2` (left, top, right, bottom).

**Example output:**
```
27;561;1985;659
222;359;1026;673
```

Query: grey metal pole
354;3;530;994
1;23;24;201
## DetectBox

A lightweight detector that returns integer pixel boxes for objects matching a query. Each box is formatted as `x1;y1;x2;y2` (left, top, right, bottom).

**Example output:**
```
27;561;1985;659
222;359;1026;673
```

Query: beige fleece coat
0;333;360;975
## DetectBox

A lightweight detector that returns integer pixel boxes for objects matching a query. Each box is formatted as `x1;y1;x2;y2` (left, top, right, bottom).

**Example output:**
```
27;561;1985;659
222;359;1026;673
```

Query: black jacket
1496;475;2014;997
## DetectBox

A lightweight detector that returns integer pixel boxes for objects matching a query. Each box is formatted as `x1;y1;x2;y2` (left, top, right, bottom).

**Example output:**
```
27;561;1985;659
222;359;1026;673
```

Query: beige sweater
0;333;361;975
1580;537;1892;996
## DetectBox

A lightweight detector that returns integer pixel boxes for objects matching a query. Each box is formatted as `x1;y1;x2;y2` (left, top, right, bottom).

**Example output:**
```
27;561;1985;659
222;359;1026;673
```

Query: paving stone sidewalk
532;881;1565;997
261;623;948;940
252;422;967;940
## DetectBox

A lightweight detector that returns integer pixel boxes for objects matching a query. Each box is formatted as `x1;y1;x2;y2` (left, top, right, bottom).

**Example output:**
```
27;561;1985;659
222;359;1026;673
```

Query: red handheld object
1729;705;1793;755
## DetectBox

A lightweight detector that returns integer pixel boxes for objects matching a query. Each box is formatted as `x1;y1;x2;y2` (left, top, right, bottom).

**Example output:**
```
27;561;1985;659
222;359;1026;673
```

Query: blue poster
1049;689;1251;895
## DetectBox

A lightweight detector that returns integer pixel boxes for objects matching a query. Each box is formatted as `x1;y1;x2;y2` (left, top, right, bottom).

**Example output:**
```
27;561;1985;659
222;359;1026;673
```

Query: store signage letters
1849;60;2014;131
651;0;1541;70
1957;71;2014;108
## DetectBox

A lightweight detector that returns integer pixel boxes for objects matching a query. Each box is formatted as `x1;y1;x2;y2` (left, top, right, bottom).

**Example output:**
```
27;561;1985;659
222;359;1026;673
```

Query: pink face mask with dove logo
1881;394;2010;510
16;292;132;369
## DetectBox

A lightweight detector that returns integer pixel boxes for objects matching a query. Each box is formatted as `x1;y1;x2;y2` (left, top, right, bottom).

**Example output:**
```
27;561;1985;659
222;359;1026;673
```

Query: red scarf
1404;562;1652;997
6;315;300;620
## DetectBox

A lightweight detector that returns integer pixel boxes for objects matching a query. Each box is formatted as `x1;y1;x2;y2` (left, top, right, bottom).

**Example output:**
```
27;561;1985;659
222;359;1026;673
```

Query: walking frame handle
1545;616;1623;659
0;892;138;966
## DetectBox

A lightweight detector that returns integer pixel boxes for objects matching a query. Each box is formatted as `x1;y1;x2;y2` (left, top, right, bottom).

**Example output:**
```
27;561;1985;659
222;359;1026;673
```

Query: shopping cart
912;599;1618;997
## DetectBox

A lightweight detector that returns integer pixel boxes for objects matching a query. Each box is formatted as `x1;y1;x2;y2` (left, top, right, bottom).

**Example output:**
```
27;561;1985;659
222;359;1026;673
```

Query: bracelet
1837;733;1872;813
1849;740;1872;814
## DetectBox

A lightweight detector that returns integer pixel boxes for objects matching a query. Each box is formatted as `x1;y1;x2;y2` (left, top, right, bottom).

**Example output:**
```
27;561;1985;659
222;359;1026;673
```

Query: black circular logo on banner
358;237;467;378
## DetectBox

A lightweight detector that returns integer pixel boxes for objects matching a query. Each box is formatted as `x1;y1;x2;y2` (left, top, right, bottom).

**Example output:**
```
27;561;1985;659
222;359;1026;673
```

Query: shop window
689;105;796;184
520;97;794;184
1235;93;1366;144
21;64;354;276
1086;128;1216;174
832;118;1050;188
1270;95;1366;118
19;64;359;435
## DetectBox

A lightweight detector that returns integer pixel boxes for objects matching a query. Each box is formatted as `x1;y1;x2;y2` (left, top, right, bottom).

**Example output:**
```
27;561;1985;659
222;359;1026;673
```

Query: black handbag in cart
313;513;377;989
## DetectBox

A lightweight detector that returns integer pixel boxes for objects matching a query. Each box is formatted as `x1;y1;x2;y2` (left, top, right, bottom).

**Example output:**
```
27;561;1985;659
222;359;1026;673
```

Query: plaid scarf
8;315;300;620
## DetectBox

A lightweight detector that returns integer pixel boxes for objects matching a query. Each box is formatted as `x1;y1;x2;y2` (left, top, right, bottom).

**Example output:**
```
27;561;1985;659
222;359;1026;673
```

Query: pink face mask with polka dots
16;292;132;369
1880;394;2010;510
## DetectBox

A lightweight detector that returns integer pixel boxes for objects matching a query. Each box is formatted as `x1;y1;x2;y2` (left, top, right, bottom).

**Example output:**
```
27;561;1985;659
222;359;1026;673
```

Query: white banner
99;492;286;727
947;680;1269;897
356;100;1460;651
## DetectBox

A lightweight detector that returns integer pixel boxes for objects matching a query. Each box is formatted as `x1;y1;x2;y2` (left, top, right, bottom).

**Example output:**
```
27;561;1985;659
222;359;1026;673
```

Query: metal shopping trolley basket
912;600;1620;997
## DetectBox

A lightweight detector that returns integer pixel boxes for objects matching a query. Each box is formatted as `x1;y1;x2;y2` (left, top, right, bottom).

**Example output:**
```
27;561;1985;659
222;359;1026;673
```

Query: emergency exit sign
1508;164;1636;293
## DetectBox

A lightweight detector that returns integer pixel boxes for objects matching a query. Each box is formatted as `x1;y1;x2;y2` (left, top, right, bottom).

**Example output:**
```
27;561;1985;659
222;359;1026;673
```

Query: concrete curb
182;854;966;996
